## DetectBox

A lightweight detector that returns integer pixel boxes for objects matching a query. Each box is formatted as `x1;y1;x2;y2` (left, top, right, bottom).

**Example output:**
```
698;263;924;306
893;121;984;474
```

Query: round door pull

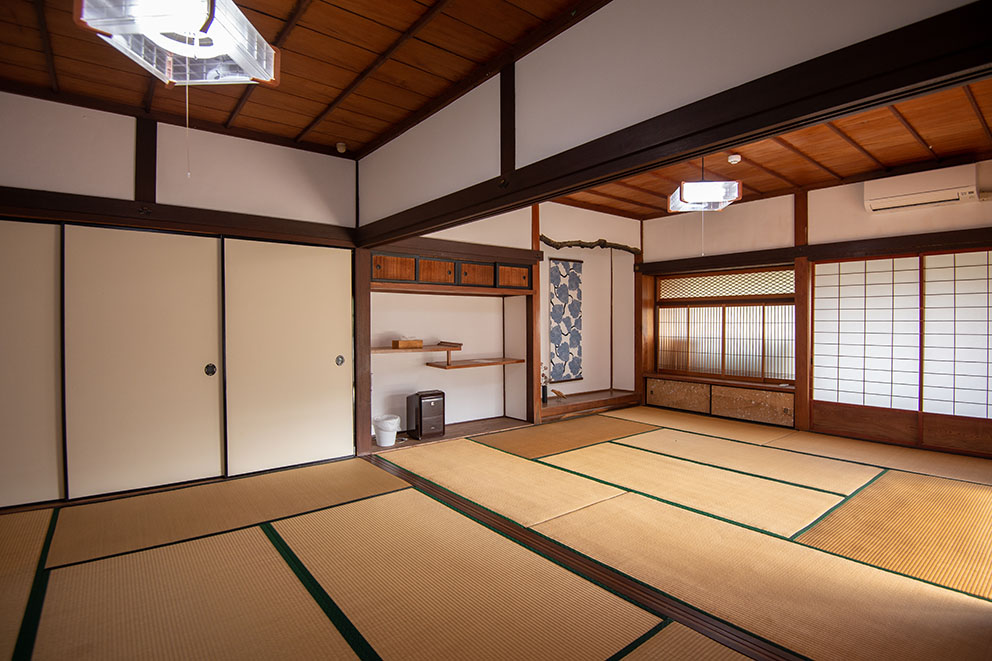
204;363;217;376
335;355;345;366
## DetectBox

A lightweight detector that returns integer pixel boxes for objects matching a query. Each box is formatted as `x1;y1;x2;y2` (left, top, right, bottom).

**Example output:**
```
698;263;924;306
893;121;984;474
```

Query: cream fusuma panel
64;226;224;498
224;239;354;475
0;221;62;506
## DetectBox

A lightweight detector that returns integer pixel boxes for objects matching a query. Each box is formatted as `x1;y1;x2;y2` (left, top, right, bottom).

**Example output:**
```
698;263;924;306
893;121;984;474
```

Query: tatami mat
475;414;656;458
798;471;992;599
47;458;407;568
770;431;992;485
274;488;661;661
543;443;842;537
534;493;992;661
384;439;622;526
0;509;51;660
603;406;793;444
624;622;748;661
34;527;357;660
620;428;882;495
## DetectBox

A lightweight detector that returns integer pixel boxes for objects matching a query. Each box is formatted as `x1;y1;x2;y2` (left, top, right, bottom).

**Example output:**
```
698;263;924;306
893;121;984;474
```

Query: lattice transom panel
658;269;795;300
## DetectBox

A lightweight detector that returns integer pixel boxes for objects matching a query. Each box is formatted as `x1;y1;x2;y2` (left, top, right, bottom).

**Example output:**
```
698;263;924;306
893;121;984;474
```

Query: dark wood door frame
354;2;992;248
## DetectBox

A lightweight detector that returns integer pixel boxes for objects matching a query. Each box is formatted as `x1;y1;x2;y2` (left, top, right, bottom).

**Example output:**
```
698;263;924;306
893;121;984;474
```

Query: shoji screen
813;258;920;410
923;250;991;419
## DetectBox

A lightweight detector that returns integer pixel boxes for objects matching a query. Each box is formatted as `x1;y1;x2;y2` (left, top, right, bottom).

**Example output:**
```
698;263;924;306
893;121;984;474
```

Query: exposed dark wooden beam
552;196;650;221
134;119;157;203
888;105;939;159
773;137;843;179
0;79;352;159
825;121;888;169
33;0;58;93
584;188;668;213
963;84;992;146
296;0;452;143
226;0;313;128
354;3;992;247
356;0;616;158
740;155;801;188
0;185;355;248
378;236;542;265
143;76;157;114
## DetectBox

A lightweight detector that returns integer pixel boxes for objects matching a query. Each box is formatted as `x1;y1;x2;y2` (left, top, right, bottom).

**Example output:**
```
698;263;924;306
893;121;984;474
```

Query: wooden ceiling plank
772;136;842;180
295;0;453;142
825;121;888;169
584;187;667;212
34;0;58;93
357;0;615;157
226;0;314;128
699;160;764;195
552;196;649;221
888;105;939;159
739;155;800;188
963;84;992;146
612;180;669;203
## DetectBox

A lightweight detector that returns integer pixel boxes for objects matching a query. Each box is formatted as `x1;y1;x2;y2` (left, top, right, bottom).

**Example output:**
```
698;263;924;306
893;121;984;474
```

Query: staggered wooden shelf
370;344;461;354
426;358;525;370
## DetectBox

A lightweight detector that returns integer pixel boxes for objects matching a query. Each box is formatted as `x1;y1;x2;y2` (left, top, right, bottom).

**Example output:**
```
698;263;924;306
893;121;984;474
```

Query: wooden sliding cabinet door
224;239;354;475
64;226;224;498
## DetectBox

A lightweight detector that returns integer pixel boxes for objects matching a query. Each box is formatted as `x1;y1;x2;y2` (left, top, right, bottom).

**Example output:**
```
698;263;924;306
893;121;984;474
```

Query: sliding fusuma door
64;226;224;498
224;239;354;475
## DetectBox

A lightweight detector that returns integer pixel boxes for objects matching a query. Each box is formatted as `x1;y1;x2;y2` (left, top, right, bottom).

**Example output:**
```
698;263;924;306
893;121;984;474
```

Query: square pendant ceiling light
668;180;742;212
77;0;278;86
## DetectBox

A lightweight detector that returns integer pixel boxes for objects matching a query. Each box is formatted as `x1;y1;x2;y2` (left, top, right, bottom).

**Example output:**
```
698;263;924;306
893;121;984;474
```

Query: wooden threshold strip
365;455;804;661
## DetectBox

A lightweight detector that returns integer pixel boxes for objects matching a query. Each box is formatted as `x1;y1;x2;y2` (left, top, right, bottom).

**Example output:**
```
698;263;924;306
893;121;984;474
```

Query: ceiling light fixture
76;0;279;86
668;156;742;213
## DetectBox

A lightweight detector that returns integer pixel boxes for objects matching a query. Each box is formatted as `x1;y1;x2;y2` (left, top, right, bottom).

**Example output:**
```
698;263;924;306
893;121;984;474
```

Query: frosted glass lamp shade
669;180;742;212
78;0;278;86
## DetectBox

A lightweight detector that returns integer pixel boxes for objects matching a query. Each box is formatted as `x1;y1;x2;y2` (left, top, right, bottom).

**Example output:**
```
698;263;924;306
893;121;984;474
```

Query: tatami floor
2;406;991;660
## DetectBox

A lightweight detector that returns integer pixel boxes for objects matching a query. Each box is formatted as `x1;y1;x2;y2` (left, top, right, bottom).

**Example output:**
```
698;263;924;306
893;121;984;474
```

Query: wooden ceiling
0;0;601;157
555;79;992;221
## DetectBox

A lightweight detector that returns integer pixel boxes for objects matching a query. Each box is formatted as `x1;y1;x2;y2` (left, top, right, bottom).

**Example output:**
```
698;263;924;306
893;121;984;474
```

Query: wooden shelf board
371;344;462;354
426;357;525;369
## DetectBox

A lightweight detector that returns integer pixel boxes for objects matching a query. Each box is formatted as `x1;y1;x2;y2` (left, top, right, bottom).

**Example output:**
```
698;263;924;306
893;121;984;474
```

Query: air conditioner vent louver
864;164;979;213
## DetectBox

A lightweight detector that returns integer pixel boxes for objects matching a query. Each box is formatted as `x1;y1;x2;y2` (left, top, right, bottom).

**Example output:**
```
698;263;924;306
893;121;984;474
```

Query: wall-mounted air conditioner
864;163;979;213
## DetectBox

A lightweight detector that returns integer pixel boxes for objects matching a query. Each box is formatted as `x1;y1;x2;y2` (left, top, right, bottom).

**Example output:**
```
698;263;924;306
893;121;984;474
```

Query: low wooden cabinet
646;377;794;427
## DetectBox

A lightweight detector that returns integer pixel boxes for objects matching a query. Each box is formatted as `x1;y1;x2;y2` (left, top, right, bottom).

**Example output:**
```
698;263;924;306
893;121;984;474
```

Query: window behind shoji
812;257;920;410
923;250;991;419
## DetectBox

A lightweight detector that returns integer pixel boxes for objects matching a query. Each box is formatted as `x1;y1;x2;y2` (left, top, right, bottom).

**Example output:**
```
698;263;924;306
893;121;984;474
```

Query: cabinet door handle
335;355;345;366
204;363;217;376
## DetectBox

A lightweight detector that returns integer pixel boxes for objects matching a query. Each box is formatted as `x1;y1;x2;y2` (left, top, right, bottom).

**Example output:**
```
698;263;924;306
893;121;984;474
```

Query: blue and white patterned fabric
549;259;582;382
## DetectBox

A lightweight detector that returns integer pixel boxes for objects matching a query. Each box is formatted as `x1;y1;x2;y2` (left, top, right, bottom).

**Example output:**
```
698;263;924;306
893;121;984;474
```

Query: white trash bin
373;414;401;447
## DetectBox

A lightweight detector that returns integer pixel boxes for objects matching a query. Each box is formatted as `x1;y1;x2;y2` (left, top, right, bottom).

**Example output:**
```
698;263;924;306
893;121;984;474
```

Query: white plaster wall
0;92;134;199
359;77;500;225
541;202;641;246
371;293;506;430
504;296;528;420
426;206;532;250
157;125;355;225
516;0;969;167
642;195;794;262
809;161;992;244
